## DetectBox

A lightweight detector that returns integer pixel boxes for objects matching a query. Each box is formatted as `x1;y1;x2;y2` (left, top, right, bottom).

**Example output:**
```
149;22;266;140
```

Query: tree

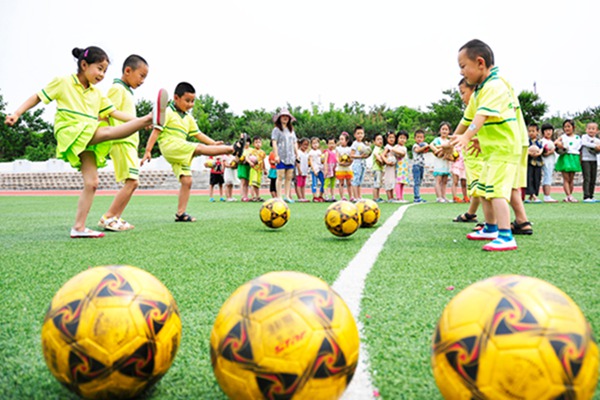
192;94;236;142
425;88;465;131
518;90;548;126
135;99;155;157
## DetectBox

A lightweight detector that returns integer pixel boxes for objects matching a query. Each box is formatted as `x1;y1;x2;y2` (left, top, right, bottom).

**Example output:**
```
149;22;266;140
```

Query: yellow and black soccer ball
355;199;380;228
432;275;598;399
41;265;181;400
324;201;361;237
210;271;360;399
259;198;290;229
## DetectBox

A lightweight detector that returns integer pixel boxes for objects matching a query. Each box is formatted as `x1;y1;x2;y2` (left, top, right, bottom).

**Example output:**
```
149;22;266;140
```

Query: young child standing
308;137;325;202
450;147;468;203
223;153;239;202
411;129;428;203
237;138;252;202
249;136;266;202
323;138;338;201
394;130;410;202
142;82;245;221
349;126;370;201
295;138;310;202
336;132;353;201
206;156;225;202
382;131;398;202
581;122;600;202
525;123;543;203
97;54;149;232
268;145;278;198
429;122;452;203
540;123;558;203
554;119;582;202
371;133;385;203
5;46;163;238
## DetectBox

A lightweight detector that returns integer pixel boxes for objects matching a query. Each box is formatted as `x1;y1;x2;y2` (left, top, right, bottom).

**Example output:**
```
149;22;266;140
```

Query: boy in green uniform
450;39;524;251
98;55;149;231
142;82;246;222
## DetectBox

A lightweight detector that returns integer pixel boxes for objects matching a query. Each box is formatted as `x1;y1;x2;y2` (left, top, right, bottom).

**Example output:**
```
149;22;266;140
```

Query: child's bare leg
451;174;458;198
480;198;495;225
276;169;284;198
567;173;574;195
218;184;224;198
105;179;139;218
241;179;249;199
491;198;511;231
461;179;468;198
284;169;294;199
467;196;481;215
441;175;448;199
209;185;215;198
225;184;232;199
510;188;529;225
178;175;192;215
562;172;569;195
74;152;99;231
90;115;152;145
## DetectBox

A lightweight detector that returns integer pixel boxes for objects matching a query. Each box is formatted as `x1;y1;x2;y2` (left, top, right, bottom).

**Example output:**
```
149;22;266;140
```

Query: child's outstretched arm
5;94;42;126
141;127;161;165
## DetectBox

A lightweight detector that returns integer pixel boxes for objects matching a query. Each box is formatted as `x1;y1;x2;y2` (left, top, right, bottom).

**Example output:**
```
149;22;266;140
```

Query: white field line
332;204;414;400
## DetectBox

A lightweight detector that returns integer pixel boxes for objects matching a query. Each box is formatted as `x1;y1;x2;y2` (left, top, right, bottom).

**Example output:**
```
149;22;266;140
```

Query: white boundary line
332;204;415;399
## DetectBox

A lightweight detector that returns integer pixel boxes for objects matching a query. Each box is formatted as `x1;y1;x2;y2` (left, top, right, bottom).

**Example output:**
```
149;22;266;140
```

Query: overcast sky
1;0;599;123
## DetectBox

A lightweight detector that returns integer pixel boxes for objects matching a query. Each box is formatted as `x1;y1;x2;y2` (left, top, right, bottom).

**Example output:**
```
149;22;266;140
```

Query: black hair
385;131;396;142
339;131;352;146
327;137;337;143
459;39;495;68
414;129;425;137
373;133;383;141
122;54;148;73
252;136;262;142
528;122;540;130
275;118;294;133
541;123;554;132
354;125;364;133
298;137;309;145
562;119;575;129
175;82;195;97
310;136;320;143
439;121;452;132
397;130;409;140
458;77;476;89
72;46;109;73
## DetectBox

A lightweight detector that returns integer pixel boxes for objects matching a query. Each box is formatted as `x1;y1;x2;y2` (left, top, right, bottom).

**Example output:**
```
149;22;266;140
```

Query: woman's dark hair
275;117;294;133
72;46;109;72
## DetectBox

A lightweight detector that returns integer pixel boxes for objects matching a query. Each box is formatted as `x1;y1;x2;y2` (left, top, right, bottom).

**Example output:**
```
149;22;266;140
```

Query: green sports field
0;194;598;399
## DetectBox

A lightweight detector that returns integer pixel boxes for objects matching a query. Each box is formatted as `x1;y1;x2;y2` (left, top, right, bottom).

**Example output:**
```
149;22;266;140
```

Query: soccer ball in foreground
324;201;361;237
432;275;598;400
355;199;380;228
41;265;181;399
259;198;290;229
210;271;359;399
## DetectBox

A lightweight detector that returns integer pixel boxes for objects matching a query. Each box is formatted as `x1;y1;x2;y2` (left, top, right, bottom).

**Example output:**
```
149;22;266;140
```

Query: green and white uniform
157;102;200;179
107;79;139;182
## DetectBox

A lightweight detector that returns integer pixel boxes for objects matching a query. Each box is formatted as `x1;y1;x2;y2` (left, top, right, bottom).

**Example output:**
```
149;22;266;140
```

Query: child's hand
4;114;19;126
141;152;152;166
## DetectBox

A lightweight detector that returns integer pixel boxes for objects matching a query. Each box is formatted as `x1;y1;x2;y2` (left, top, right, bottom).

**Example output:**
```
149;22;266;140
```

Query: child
295;137;310;202
206;156;225;202
371;133;385;203
336;132;353;201
394;130;410;202
323;137;338;201
411;129;428;203
525;123;543;203
308;137;325;202
5;46;163;238
429;121;452;203
249;136;267;202
268;145;278;198
382;131;398;202
581;122;600;202
237;138;252;202
450;147;468;203
96;55;149;232
142;82;245;221
450;39;526;251
554;119;582;202
271;109;298;203
349;126;369;201
223;153;239;202
540;123;558;203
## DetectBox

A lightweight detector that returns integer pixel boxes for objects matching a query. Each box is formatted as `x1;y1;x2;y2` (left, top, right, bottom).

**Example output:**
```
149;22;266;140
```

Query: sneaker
227;197;237;202
453;196;463;203
71;228;105;239
375;198;384;203
241;197;250;202
544;197;558;203
98;215;124;232
398;199;408;203
583;198;596;203
284;197;295;204
152;88;168;127
467;229;498;241
220;197;226;202
533;199;542;203
298;199;309;203
483;238;518;252
209;197;215;202
524;199;531;203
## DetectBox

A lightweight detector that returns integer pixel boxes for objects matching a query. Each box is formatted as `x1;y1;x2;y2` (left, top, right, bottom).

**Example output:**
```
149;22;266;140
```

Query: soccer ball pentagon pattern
355;198;380;228
210;271;360;399
41;265;181;399
259;198;290;229
432;274;599;400
324;201;361;237
340;154;350;163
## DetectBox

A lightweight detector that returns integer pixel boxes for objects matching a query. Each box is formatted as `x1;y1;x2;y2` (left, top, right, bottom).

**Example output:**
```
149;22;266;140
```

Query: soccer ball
340;154;350;163
355;199;380;228
324;201;361;237
205;159;216;168
210;271;360;399
432;275;599;399
229;160;238;168
259;198;290;229
248;155;258;165
41;265;181;399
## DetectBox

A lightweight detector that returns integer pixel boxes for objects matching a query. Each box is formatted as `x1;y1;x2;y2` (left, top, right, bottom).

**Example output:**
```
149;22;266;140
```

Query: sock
482;223;498;233
498;229;513;242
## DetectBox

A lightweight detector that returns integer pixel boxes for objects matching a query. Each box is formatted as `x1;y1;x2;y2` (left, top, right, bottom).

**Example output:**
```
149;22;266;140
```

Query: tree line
1;88;598;162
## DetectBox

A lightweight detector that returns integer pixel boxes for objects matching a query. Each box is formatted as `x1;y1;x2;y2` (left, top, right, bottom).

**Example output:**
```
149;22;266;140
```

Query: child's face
586;123;598;137
563;122;574;135
397;135;407;145
543;128;554;139
354;129;365;142
528;126;539;140
311;139;319;150
339;135;348;146
82;60;109;86
458;49;486;86
458;83;474;106
300;141;309;151
386;134;396;145
374;135;383;147
254;139;262;149
123;64;149;89
327;140;336;150
174;92;195;112
415;133;424;144
439;125;450;137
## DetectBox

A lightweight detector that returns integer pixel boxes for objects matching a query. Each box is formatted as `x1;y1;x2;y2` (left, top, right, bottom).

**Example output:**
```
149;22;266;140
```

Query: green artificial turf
0;195;598;399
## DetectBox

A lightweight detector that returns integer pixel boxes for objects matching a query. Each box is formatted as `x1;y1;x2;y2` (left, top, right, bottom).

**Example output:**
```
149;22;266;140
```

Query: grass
0;194;598;399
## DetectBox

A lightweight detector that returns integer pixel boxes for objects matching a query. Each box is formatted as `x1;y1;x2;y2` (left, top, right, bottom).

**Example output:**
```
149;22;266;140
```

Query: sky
1;0;599;123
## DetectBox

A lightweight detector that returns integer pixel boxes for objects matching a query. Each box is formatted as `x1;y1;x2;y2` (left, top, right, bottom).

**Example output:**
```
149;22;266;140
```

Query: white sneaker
583;198;596;203
152;88;169;127
467;229;498;241
483;238;518;251
70;228;105;239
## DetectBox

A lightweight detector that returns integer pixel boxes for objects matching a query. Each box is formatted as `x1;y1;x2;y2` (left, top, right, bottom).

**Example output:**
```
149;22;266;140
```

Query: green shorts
158;137;196;180
324;176;336;189
514;148;527;189
110;142;140;183
238;164;250;180
464;156;483;196
476;159;518;201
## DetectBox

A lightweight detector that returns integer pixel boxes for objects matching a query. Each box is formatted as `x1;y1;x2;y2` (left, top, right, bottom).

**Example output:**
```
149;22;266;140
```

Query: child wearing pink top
323;137;338;202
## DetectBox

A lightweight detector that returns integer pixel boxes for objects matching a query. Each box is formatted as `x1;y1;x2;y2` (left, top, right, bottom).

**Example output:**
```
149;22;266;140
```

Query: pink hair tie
83;49;88;58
